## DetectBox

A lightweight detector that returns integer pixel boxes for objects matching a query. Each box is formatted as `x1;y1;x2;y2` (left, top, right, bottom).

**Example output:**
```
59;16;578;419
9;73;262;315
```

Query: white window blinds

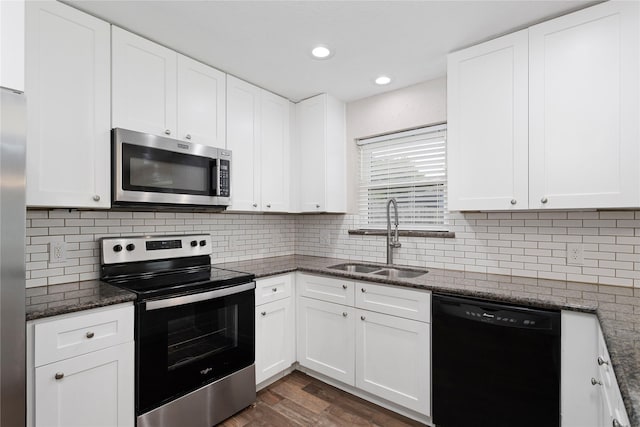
358;124;448;231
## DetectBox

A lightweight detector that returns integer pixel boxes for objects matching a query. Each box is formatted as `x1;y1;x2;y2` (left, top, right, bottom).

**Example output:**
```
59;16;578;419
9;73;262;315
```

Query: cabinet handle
361;288;366;293
342;284;347;289
266;204;271;208
342;312;348;317
597;356;609;366
85;331;94;339
541;197;548;204
253;203;258;208
510;199;517;205
185;134;192;140
591;378;602;386
55;372;64;380
165;129;171;135
613;419;625;427
272;288;277;292
261;311;266;316
92;195;100;202
360;316;366;321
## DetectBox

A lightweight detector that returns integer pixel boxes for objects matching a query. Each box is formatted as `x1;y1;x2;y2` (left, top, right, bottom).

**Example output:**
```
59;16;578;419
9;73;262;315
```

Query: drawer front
34;304;134;367
355;282;430;322
297;273;354;306
255;274;293;306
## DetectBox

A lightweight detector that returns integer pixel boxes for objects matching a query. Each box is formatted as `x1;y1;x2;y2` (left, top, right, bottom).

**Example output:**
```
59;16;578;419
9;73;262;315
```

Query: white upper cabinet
448;1;639;211
295;93;346;213
1;0;24;92
447;30;529;211
26;0;111;208
529;0;639;209
112;27;177;138
112;27;226;147
260;90;290;212
177;55;226;147
226;75;290;212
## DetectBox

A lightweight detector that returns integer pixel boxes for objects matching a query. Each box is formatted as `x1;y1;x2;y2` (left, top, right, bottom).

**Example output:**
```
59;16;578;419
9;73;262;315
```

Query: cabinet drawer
255;274;292;306
355;282;430;322
34;304;134;367
297;273;354;305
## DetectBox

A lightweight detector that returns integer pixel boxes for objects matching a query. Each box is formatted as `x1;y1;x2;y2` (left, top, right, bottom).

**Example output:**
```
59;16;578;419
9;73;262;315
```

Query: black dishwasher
432;294;560;427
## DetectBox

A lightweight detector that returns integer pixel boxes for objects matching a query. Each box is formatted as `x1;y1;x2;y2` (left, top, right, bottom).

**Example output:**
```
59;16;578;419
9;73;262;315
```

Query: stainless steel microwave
112;128;231;209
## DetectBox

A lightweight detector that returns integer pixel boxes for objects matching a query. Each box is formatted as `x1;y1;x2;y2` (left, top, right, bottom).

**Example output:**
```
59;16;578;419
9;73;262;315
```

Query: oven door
112;128;227;206
136;283;255;415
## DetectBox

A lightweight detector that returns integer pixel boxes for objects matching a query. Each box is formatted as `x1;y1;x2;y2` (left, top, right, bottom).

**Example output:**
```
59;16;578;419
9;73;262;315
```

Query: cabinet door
356;310;430;415
177;55;226;147
597;327;631;427
112;27;177;138
226;75;261;211
255;298;294;384
296;94;326;212
1;0;24;92
296;297;355;385
447;30;529;211
260;90;290;212
529;1;640;209
35;341;134;427
25;1;110;208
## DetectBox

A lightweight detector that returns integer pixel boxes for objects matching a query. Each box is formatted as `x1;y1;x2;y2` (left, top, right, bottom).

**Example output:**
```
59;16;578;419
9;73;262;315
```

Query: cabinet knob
272;288;277;292
342;312;348;317
597;356;609;366
92;195;100;202
165;129;171;135
266;204;271;208
360;316;366;321
316;204;321;209
86;331;94;339
185;134;192;140
261;311;266;316
591;377;602;386
253;203;258;208
342;284;347;289
613;419;624;427
541;197;548;204
55;372;64;380
361;288;366;293
510;199;517;205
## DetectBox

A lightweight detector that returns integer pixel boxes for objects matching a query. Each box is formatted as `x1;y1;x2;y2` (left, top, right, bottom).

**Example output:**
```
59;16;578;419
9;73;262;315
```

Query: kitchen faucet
386;198;401;264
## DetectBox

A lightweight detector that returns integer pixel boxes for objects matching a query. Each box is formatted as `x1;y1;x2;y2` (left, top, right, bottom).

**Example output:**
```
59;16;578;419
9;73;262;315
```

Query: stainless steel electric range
100;234;256;427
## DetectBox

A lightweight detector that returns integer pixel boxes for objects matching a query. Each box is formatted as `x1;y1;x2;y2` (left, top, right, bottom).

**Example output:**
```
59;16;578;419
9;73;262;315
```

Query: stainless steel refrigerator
0;87;26;426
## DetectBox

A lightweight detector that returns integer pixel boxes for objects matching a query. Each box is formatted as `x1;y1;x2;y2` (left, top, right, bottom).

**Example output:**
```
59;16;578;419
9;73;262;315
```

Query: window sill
347;229;455;238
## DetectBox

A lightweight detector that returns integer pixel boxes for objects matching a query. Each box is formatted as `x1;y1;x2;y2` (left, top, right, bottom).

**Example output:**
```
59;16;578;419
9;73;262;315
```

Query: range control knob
199;240;206;247
126;243;135;251
113;244;123;252
190;240;198;247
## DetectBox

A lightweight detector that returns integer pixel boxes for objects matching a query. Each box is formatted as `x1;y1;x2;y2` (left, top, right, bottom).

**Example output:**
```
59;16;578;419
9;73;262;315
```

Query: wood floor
219;371;426;427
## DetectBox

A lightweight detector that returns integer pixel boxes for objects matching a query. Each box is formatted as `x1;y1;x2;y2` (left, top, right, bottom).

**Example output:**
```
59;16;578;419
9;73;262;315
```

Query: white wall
345;77;446;213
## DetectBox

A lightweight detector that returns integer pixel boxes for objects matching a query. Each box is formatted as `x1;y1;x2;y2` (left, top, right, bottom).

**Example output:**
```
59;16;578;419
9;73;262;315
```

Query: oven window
123;143;214;195
167;306;238;371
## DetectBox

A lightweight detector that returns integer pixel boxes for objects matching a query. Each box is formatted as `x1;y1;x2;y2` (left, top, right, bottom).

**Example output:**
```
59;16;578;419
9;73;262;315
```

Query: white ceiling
65;0;596;103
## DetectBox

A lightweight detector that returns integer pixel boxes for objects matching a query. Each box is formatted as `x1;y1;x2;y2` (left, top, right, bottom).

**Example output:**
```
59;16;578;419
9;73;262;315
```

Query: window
357;124;448;231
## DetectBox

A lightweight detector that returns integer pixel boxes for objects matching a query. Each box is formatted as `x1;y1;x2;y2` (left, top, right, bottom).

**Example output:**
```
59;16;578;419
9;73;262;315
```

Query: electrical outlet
567;243;584;266
49;241;67;263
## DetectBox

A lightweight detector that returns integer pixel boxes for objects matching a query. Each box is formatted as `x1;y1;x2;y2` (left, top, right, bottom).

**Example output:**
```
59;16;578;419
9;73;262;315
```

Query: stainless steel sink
328;263;428;279
372;267;427;279
328;263;381;274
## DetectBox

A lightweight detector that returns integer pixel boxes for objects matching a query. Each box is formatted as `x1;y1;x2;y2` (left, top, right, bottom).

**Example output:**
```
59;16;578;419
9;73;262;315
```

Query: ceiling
66;0;596;103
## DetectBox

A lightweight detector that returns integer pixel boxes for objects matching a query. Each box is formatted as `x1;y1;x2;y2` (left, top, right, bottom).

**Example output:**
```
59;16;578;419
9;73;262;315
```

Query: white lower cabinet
296;273;431;418
561;311;630;427
255;274;295;385
296;297;356;385
355;309;430;414
28;304;135;427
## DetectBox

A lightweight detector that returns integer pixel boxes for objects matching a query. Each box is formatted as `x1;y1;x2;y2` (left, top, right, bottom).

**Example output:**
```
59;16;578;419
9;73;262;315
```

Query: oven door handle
144;282;255;311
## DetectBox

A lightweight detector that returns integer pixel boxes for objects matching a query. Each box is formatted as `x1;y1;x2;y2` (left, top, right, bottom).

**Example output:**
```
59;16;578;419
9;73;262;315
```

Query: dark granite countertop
215;254;640;427
26;281;136;321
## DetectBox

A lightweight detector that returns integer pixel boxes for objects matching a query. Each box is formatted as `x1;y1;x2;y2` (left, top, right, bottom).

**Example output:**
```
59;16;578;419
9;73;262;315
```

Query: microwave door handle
145;282;255;311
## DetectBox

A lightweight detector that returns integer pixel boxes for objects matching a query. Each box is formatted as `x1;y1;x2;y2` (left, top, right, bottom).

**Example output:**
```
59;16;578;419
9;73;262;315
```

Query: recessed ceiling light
311;45;332;59
375;76;391;85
